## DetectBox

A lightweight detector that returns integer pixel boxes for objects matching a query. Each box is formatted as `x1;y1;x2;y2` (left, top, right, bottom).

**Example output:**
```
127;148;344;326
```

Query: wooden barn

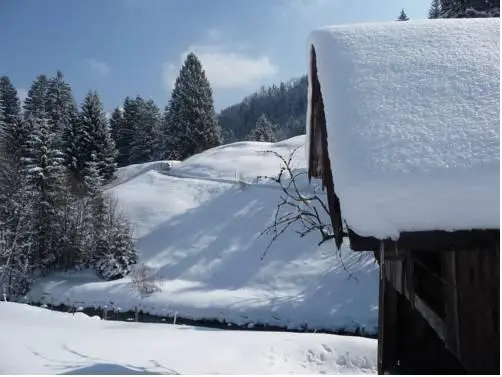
305;18;500;374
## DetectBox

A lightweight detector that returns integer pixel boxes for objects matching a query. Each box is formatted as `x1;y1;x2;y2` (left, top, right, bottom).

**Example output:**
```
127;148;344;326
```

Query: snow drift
27;135;378;332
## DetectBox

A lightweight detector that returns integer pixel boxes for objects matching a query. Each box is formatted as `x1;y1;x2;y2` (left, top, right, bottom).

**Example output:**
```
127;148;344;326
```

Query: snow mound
170;135;306;183
307;18;500;239
28;136;378;332
109;160;179;188
0;302;377;374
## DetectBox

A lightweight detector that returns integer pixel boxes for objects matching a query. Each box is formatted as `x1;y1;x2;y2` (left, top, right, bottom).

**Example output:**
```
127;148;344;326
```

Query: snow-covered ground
27;135;379;333
0;302;378;374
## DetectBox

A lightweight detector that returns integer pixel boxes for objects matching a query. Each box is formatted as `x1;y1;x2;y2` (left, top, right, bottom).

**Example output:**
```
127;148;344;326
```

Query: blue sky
1;0;429;112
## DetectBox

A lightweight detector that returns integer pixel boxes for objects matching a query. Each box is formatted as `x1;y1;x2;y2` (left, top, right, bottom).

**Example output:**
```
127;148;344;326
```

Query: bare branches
258;147;336;261
257;147;360;280
128;262;160;297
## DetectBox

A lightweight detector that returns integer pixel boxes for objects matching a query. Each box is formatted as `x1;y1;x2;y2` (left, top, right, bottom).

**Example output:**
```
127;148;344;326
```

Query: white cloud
163;31;278;91
17;88;28;104
275;0;341;21
85;58;111;76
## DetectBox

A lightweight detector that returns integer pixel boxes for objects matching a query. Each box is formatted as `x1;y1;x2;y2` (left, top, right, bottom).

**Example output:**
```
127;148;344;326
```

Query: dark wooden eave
348;228;500;252
308;45;344;249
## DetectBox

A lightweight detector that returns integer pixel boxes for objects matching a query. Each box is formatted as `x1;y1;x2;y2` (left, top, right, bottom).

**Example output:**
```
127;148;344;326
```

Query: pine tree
109;107;128;166
83;153;104;196
92;203;137;281
429;0;442;17
62;110;82;190
23;113;66;271
440;0;499;17
398;8;410;20
0;77;21;130
119;97;140;166
0;76;25;164
46;70;78;150
78;91;118;182
129;98;162;164
161;104;177;160
247;114;277;142
0;85;33;297
23;75;49;120
167;52;222;159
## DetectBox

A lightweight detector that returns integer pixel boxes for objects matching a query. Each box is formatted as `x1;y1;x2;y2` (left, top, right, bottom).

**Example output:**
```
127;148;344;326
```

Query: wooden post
442;250;461;360
383;271;399;372
377;241;385;374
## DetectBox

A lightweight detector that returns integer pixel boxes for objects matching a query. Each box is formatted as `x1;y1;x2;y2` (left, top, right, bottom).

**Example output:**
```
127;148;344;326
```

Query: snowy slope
0;302;377;374
27;136;379;333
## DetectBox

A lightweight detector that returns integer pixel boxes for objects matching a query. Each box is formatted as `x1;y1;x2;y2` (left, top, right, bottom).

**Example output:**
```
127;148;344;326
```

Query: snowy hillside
27;136;379;333
0;302;377;374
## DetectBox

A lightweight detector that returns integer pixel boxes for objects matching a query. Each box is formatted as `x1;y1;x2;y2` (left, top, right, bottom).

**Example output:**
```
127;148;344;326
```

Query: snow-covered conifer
23;75;49;120
428;0;441;18
247;114;277;142
46;71;78;149
166;52;222;159
78;91;118;182
397;9;410;20
23;113;66;271
129;98;162;164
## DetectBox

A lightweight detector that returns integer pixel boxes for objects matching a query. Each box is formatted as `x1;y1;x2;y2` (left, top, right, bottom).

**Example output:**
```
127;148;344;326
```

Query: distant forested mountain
218;76;308;143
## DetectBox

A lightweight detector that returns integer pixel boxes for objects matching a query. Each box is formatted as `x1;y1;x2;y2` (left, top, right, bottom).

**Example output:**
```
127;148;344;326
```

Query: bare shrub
129;262;160;297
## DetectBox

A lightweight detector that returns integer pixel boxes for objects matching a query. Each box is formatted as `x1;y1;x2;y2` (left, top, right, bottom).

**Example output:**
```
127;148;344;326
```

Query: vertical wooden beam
442;250;461;360
377;242;385;374
378;241;400;374
382;270;399;372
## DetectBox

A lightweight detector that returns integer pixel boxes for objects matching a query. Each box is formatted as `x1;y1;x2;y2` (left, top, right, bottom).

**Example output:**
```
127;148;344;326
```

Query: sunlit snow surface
0;302;377;374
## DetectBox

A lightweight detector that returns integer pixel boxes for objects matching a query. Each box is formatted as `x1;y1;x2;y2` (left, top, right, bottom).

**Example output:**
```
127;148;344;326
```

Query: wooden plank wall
381;244;500;374
454;246;500;374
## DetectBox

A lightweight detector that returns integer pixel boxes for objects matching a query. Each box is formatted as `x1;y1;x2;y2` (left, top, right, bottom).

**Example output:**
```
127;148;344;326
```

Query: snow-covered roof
306;18;500;240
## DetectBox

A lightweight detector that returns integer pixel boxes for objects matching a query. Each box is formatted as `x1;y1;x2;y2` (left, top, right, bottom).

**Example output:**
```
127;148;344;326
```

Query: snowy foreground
0;302;377;374
27;136;378;333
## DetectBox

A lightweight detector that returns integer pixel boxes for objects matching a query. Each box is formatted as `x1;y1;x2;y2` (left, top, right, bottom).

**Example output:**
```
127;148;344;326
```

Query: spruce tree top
167;52;221;159
398;9;410;20
0;76;21;125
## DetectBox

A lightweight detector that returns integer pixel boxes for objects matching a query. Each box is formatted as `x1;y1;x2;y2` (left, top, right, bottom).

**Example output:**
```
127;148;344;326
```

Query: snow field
0;302;377;374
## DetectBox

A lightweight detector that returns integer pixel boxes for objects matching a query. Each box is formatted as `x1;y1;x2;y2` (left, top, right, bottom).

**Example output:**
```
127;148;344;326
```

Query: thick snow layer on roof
307;18;500;239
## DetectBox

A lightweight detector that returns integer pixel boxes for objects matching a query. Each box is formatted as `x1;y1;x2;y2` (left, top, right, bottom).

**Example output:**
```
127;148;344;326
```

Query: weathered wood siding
379;241;500;374
454;246;500;374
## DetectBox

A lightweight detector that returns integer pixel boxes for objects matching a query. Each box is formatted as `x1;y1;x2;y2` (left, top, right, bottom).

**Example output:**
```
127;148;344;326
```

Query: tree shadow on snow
137;185;318;290
135;179;379;331
60;363;161;375
29;344;179;375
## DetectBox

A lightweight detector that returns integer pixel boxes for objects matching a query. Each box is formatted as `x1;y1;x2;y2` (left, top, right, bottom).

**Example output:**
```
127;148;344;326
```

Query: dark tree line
218;76;308;144
428;0;500;18
0;73;137;298
110;52;222;165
